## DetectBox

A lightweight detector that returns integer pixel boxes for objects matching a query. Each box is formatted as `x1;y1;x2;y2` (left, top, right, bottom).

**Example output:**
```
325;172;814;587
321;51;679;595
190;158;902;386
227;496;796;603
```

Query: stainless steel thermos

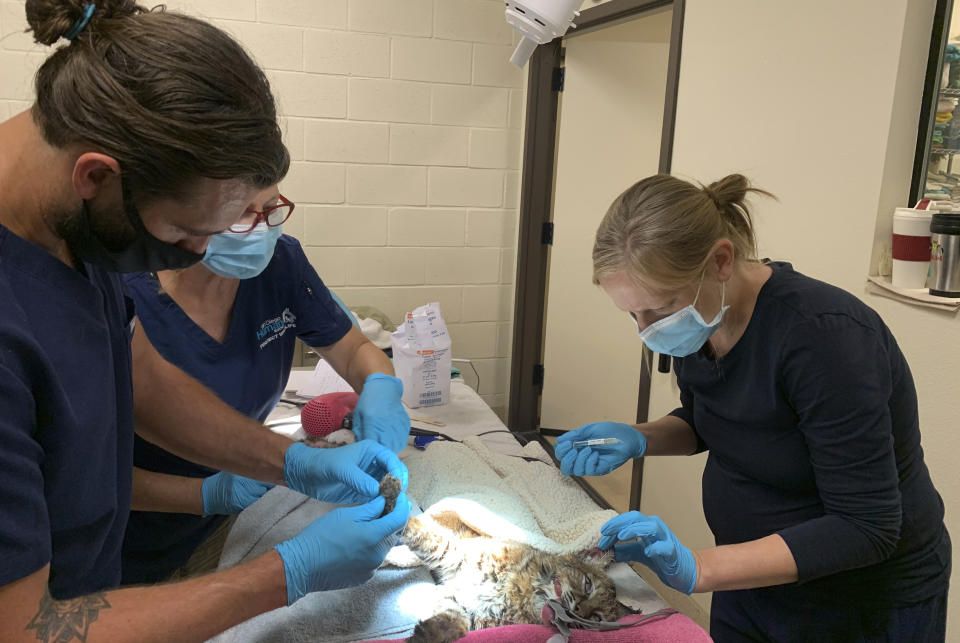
929;212;960;297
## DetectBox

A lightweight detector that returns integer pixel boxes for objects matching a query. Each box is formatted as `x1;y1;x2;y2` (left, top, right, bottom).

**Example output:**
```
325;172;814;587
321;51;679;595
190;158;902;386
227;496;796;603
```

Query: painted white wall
643;0;958;634
0;0;525;417
540;10;671;431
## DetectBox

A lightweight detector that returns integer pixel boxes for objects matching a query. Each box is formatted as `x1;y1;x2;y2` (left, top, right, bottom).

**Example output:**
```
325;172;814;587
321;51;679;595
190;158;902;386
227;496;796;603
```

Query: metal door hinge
552;67;565;92
541;221;554;245
658;354;671;374
533;364;545;387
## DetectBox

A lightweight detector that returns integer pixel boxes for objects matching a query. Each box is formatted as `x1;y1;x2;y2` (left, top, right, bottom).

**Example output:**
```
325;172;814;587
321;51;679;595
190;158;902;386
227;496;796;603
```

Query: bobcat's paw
408;608;469;643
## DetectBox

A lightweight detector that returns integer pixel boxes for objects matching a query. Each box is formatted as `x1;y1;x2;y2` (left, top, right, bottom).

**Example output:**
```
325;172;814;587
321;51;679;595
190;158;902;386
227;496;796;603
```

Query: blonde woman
556;174;950;641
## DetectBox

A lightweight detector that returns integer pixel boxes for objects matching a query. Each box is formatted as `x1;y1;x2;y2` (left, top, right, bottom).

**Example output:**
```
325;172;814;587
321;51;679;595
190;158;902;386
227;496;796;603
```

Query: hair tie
63;3;96;41
703;187;723;211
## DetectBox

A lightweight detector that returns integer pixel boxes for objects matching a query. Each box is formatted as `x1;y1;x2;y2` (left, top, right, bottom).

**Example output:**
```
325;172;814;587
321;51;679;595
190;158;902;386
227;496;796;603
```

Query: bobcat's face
531;552;622;625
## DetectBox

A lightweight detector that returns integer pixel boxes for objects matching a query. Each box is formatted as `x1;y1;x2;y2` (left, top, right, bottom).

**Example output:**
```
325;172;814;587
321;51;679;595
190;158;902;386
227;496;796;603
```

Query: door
539;9;673;432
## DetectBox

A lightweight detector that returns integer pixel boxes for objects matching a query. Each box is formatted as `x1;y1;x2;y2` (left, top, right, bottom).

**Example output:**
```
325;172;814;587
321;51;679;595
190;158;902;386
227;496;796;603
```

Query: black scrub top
670;262;950;606
120;235;352;583
0;223;135;599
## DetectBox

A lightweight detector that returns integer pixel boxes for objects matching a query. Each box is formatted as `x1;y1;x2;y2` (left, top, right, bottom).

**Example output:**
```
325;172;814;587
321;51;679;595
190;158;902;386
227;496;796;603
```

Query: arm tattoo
25;589;111;642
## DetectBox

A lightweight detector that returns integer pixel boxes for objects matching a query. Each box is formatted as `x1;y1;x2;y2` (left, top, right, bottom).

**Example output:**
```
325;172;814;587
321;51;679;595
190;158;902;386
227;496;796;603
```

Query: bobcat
402;511;627;643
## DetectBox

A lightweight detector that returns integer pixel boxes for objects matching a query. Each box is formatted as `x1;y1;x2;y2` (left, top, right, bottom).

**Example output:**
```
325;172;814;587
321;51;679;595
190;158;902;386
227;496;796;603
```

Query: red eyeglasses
226;194;295;234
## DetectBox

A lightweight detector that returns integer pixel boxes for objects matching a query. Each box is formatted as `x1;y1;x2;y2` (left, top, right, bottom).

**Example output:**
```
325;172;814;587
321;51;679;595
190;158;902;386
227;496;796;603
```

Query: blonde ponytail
593;173;773;288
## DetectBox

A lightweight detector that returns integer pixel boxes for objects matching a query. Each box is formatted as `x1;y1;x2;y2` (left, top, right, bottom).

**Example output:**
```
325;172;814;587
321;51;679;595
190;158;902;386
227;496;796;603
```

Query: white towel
388;436;618;566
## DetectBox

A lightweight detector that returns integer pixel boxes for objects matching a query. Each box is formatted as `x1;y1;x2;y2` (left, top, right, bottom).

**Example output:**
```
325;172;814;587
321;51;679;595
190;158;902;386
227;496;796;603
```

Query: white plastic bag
390;302;452;408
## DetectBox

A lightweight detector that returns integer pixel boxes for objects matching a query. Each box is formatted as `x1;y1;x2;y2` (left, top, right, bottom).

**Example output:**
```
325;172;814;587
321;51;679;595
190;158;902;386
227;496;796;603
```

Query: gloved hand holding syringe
571;437;621;448
555;422;647;476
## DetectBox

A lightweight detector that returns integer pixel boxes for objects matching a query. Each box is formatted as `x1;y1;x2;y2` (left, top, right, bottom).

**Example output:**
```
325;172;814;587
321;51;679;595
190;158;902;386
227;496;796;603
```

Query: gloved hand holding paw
284;439;408;504
275;492;412;604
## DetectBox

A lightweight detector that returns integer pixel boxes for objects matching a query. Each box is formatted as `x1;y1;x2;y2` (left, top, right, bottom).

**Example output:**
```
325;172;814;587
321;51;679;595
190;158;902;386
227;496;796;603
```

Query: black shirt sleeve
0;360;50;586
776;314;902;583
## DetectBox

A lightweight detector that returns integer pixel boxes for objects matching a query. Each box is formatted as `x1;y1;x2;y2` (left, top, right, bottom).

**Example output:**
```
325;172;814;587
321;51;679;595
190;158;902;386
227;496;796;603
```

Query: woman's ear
709;239;736;282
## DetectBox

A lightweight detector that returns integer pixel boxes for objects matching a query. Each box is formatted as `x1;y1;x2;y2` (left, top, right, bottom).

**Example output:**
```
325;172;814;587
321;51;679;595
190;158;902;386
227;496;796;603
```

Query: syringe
571;438;621;448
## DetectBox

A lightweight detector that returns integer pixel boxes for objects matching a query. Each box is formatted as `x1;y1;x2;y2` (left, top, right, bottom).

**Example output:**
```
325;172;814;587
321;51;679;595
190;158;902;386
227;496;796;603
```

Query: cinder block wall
0;0;525;416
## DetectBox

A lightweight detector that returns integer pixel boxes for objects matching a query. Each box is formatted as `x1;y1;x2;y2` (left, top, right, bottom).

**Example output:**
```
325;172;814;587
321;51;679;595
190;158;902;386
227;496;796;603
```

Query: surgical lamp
505;0;582;67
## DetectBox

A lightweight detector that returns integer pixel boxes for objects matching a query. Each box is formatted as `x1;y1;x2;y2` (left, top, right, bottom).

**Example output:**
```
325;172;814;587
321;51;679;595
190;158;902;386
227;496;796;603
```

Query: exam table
207;377;708;643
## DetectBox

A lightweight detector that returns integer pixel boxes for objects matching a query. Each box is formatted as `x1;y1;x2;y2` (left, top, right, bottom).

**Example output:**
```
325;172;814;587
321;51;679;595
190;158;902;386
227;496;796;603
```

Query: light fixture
504;0;582;67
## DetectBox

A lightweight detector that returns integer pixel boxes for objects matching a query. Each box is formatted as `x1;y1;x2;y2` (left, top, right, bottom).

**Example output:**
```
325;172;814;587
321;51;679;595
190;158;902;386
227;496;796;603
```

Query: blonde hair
592;174;773;289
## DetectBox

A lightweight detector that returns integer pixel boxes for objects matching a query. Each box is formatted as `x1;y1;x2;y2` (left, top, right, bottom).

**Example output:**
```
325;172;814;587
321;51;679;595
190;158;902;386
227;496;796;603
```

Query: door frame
909;0;952;204
507;0;685;510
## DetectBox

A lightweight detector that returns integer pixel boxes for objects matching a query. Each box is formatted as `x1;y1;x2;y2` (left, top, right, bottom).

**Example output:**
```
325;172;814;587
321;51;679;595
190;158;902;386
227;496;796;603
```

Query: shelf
867;276;960;312
930;147;960;155
940;88;960;96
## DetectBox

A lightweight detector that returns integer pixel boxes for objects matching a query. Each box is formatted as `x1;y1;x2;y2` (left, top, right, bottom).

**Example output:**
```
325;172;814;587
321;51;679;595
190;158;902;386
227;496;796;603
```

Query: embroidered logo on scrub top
257;308;297;349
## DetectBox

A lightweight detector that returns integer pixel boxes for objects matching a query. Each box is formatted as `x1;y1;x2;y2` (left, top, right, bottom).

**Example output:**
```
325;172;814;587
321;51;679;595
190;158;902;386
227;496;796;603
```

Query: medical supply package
391;302;451;408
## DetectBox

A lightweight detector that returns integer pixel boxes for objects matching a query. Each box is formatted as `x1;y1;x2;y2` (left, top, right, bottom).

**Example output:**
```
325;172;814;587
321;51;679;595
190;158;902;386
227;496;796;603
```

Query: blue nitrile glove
554;422;647;476
284;440;409;504
598;511;697;594
353;373;410;453
275;491;412;604
201;471;274;516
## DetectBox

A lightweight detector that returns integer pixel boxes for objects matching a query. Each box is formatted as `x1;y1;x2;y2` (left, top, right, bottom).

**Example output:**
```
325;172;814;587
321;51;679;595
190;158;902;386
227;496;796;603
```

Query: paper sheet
295;359;354;398
866;275;960;311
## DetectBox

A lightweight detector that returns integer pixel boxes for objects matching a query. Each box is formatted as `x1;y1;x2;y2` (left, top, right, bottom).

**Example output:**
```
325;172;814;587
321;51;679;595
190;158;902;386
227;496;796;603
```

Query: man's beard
54;200;138;254
47;178;204;273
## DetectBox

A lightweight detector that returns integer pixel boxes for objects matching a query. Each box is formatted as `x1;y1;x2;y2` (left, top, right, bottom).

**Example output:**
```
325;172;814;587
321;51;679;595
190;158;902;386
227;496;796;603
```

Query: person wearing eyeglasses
1;2;410;640
119;187;410;585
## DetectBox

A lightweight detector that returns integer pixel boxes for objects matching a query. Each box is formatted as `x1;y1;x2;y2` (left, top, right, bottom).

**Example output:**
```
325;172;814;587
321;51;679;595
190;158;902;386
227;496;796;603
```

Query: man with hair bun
0;1;409;640
557;174;950;641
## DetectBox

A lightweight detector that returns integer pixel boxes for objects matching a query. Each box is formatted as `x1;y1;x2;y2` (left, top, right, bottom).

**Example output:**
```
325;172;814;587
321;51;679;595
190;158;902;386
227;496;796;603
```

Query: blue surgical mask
201;223;282;279
636;277;727;357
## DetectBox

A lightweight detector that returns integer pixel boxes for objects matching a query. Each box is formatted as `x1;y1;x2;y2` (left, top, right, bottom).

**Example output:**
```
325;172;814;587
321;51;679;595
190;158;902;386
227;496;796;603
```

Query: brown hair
25;0;289;203
592;174;773;289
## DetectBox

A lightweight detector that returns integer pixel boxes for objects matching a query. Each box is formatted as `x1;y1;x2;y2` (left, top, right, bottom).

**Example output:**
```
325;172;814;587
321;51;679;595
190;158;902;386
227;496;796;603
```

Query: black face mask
63;177;204;273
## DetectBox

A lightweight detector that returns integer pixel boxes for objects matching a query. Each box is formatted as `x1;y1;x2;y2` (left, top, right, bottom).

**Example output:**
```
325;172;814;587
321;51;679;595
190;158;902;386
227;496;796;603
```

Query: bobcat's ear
580;547;614;568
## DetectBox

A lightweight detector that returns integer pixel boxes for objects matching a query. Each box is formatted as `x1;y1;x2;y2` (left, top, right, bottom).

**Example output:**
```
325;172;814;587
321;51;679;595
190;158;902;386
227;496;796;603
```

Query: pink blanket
363;612;711;642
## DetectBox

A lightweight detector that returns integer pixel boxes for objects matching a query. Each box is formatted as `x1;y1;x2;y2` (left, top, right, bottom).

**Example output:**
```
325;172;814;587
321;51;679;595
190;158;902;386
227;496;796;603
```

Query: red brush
300;392;359;438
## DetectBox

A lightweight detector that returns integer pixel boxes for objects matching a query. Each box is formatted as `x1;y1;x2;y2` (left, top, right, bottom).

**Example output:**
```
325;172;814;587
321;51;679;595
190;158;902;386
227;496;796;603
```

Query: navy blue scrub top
0;224;135;600
121;235;352;583
669;262;950;607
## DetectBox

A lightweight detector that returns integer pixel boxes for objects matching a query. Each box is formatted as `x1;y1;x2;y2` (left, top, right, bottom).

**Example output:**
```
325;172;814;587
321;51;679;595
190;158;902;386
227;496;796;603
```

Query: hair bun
26;0;143;46
703;174;749;211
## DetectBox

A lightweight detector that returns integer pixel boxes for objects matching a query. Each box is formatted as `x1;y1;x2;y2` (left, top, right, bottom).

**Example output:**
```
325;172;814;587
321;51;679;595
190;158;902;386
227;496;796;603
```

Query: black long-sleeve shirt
669;262;950;606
